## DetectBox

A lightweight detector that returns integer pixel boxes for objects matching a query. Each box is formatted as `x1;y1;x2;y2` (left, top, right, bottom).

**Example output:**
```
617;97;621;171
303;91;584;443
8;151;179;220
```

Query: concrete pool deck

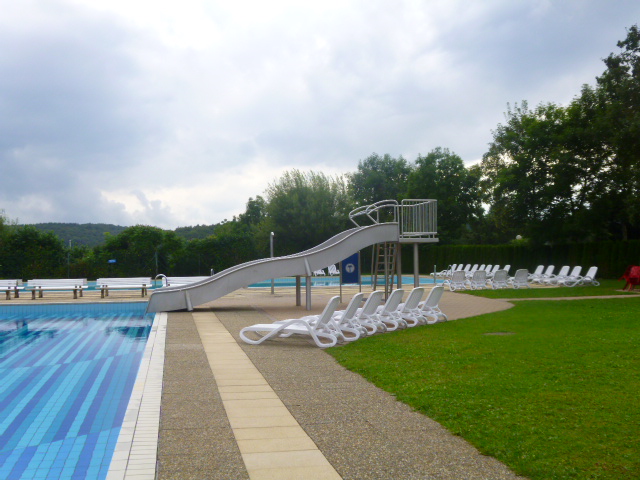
2;286;526;479
157;286;525;480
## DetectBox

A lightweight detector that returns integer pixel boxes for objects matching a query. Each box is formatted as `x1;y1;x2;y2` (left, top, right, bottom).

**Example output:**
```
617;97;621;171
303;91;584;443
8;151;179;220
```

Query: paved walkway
157;286;526;479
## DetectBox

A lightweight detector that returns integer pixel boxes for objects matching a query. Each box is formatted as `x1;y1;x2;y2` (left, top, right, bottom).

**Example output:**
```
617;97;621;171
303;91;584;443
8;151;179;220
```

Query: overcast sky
1;1;638;229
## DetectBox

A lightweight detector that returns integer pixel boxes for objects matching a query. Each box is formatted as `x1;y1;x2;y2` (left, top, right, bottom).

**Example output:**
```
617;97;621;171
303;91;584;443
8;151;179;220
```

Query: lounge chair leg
73;289;78;299
5;290;10;300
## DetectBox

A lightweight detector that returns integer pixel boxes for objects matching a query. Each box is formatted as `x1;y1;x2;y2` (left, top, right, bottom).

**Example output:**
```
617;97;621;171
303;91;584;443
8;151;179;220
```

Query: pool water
0;303;153;480
248;274;441;288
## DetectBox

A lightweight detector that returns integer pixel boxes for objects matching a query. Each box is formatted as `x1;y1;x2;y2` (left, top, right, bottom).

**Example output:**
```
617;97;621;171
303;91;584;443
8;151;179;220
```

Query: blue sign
108;259;117;264
341;253;359;284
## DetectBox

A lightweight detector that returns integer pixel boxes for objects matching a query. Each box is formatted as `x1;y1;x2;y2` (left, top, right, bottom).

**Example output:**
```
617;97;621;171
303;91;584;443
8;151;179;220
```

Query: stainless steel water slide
146;223;400;312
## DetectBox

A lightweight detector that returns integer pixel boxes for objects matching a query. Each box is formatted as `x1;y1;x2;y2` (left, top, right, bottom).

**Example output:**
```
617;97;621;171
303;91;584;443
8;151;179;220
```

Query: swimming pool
0;303;153;480
248;274;441;288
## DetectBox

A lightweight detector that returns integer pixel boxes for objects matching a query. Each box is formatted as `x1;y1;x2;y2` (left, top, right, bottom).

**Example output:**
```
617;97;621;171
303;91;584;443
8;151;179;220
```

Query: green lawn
327;297;640;479
460;279;636;299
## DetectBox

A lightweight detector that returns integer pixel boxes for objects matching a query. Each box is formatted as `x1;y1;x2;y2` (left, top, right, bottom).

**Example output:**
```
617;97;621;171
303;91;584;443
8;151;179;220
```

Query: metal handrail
349;199;437;240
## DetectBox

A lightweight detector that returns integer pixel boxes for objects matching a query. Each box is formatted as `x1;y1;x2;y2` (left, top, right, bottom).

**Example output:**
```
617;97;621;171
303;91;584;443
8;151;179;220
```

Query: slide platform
146;223;399;312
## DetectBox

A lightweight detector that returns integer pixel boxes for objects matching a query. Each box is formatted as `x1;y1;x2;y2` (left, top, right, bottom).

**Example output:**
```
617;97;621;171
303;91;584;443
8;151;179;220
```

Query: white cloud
1;0;639;228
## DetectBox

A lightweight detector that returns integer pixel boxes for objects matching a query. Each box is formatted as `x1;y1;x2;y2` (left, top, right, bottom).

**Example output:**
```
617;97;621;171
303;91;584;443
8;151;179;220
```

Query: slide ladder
372;242;398;298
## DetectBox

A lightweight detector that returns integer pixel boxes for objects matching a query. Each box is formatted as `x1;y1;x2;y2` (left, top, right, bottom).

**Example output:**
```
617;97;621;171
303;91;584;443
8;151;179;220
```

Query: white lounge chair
327;264;340;276
312;269;326;276
489;270;509;289
397;287;426;327
510;269;530;288
468;270;487;290
284;292;364;342
240;296;342;348
528;265;544;281
537;265;555;284
351;290;385;336
502;264;511;275
373;289;406;331
436;264;457;278
444;270;468;291
573;266;600;286
466;264;479;278
544;266;569;285
417;286;448;324
557;266;582;287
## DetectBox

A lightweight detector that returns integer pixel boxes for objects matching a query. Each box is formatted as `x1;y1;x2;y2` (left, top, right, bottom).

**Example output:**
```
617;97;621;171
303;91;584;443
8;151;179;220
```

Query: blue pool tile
0;304;154;480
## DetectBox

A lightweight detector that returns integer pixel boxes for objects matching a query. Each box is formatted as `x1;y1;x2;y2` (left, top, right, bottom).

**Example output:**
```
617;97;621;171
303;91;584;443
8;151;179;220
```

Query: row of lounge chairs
436;264;511;279
528;265;599;287
312;264;340;276
239;286;448;348
439;264;600;291
442;269;528;291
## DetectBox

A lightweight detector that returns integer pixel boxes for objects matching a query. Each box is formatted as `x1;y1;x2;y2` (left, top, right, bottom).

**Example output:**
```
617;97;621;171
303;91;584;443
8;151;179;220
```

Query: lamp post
270;232;275;294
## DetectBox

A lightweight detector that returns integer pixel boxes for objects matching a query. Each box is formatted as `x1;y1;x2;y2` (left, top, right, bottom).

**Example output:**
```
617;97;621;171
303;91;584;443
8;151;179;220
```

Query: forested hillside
26;222;220;246
27;223;127;246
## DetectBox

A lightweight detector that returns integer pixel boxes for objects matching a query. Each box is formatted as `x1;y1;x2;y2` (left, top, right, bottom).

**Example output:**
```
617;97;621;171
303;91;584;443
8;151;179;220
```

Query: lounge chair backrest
361;291;384;316
513;269;529;284
503;265;511;274
532;265;544;276
339;293;364;322
451;270;467;282
315;296;342;329
463;264;471;272
543;265;554;276
469;264;478;273
484;265;493;273
493;270;508;282
380;289;404;314
569;266;582;277
423;286;444;308
472;270;486;282
556;266;570;277
585;266;598;278
490;265;500;273
478;264;486;271
403;287;425;311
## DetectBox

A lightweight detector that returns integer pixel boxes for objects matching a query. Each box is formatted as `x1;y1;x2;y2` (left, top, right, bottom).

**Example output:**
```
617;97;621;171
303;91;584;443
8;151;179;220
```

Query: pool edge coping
105;311;166;480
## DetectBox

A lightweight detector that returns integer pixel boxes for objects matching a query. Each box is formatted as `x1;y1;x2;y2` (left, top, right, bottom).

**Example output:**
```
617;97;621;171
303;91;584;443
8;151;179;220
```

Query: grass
459;279;636;299
327;297;640;479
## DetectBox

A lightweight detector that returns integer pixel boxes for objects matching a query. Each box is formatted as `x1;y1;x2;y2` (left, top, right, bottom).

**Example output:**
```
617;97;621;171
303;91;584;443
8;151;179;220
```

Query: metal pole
413;243;419;288
270;232;275;295
295;276;301;306
397;242;402;289
305;275;312;310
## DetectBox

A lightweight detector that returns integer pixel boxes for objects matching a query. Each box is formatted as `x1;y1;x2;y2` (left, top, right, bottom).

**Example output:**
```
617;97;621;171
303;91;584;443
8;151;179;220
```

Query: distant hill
27;223;127;247
25;222;219;247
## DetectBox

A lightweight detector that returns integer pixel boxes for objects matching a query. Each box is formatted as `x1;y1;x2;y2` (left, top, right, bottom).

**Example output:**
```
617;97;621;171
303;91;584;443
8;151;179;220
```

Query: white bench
163;276;211;287
27;279;88;299
0;279;24;300
96;277;154;297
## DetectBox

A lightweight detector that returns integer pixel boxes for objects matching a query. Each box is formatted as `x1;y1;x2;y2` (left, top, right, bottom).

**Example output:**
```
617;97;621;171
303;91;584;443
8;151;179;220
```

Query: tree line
1;25;638;280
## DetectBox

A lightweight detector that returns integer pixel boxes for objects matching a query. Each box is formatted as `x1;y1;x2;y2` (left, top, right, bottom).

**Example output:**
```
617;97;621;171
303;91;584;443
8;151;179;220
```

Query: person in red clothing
620;265;640;291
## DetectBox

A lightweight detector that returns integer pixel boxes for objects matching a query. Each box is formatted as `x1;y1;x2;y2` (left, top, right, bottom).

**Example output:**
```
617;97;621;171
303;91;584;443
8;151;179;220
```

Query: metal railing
349;199;437;241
